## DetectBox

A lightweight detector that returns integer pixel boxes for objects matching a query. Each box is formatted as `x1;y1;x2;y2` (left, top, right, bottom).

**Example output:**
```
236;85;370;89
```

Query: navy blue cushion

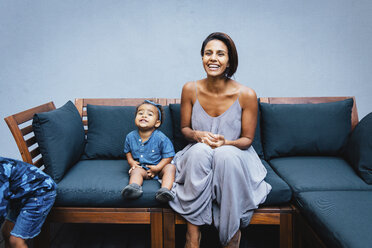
344;112;372;184
296;191;372;248
260;99;353;160
83;104;174;159
169;104;189;152
33;101;85;183
252;99;264;158
269;156;372;194
261;160;292;205
55;160;163;207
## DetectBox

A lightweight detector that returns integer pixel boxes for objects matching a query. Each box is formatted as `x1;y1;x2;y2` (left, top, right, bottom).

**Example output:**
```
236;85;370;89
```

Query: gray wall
1;0;372;160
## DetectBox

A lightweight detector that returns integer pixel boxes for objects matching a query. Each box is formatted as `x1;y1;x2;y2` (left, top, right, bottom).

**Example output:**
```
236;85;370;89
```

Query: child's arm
126;152;141;174
146;157;173;178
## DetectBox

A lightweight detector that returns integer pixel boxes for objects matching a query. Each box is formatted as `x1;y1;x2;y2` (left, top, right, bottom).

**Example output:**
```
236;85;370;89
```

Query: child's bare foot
155;187;175;203
121;183;143;199
224;229;241;248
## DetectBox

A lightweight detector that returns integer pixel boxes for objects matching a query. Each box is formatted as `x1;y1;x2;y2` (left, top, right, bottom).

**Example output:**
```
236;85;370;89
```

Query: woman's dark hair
200;32;238;79
135;101;165;128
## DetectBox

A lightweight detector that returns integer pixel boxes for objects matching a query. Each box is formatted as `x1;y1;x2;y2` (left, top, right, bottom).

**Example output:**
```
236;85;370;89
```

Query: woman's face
202;39;229;78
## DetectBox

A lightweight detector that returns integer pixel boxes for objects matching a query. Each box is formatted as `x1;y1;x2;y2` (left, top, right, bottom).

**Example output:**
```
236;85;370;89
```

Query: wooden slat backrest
4;102;56;166
260;96;358;130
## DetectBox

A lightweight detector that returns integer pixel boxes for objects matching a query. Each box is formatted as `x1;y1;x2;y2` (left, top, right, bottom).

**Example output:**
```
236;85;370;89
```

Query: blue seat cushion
269;156;372;194
55;160;164;207
296;191;372;248
261;160;292;205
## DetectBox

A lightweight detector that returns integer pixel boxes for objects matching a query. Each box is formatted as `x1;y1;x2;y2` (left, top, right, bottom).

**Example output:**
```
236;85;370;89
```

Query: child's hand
128;161;141;174
146;165;161;179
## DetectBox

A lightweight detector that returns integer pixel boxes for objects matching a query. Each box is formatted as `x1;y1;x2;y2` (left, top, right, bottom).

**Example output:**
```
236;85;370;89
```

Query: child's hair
136;100;165;128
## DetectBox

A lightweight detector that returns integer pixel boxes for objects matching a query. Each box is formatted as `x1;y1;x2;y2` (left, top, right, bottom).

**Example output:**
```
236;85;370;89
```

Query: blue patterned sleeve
161;136;175;158
0;161;11;225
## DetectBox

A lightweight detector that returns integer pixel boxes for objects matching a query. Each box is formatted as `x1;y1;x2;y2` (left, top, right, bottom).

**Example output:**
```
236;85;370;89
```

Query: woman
169;32;271;248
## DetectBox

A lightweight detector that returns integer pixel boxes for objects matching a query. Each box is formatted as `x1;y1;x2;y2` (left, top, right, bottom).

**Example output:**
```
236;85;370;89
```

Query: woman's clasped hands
195;130;225;149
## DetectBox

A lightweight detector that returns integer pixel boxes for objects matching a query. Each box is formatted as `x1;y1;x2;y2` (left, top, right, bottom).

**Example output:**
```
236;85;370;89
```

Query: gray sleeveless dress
169;91;272;246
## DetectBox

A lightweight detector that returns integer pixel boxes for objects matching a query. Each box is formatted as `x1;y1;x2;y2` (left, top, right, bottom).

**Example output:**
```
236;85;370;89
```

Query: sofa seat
55;160;163;207
296;191;372;248
269;156;372;194
261;160;292;205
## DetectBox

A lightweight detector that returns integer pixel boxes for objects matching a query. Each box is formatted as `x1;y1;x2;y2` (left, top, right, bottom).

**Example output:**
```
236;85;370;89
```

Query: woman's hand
194;130;217;144
209;134;225;149
196;131;225;149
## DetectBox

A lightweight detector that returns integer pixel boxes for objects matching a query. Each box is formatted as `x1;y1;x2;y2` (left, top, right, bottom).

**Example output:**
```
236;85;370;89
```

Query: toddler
1;157;57;248
121;100;176;203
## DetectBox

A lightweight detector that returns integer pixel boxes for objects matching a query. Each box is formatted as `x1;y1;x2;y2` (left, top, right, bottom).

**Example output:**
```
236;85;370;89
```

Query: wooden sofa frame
4;96;357;248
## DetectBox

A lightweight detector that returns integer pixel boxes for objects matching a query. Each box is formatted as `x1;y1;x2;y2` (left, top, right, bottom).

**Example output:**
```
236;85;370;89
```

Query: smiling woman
168;32;272;248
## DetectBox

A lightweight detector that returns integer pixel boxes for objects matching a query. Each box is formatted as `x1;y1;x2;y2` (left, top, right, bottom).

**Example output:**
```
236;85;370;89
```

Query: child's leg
156;164;176;203
158;163;176;190
2;191;56;248
129;167;149;186
122;167;148;199
1;220;23;248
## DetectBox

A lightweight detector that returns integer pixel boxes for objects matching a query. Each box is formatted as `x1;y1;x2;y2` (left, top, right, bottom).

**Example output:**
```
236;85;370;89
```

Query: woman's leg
212;146;269;246
223;229;241;248
169;143;214;226
185;222;201;248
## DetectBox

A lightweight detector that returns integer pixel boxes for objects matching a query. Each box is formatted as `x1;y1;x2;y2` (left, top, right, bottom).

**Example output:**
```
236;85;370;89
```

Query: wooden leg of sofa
280;213;293;248
163;209;176;248
33;220;50;248
151;210;163;248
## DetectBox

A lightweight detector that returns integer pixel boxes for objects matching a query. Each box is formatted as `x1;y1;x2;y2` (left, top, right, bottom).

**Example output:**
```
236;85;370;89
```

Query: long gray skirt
169;143;272;245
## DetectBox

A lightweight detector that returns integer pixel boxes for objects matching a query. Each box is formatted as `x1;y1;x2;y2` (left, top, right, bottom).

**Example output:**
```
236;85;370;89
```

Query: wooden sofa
4;96;358;247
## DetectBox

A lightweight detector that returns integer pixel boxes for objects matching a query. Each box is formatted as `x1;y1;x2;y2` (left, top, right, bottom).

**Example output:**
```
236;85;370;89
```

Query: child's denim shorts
6;190;56;239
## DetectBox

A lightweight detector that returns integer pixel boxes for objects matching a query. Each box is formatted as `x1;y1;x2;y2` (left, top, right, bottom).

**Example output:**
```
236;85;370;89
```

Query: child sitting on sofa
0;156;57;248
121;100;176;203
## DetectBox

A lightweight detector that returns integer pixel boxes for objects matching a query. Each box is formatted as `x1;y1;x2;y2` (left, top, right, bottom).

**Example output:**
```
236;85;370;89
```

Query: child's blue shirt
0;157;57;224
124;129;175;166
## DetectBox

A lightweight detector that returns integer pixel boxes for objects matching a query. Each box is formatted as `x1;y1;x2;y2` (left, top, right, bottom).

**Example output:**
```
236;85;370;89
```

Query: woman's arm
180;82;217;143
208;86;257;150
227;87;257;149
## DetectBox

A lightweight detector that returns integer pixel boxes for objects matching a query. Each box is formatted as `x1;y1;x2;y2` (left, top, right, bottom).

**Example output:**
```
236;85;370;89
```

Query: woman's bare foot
185;222;201;248
224;229;241;248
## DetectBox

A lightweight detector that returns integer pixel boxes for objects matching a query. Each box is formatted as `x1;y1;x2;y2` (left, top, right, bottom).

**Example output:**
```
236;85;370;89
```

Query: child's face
135;104;161;130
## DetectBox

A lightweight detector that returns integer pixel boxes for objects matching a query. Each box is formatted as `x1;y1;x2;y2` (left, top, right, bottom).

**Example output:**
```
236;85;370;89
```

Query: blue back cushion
169;104;188;152
33;101;85;183
83;104;174;159
344;112;372;184
260;98;353;159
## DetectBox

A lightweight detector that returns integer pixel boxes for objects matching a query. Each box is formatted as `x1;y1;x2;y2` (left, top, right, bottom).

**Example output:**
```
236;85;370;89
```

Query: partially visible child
121;100;176;203
0;156;57;248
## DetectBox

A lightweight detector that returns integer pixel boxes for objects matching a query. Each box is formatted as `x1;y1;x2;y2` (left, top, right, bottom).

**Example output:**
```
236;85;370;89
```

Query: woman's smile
202;39;229;77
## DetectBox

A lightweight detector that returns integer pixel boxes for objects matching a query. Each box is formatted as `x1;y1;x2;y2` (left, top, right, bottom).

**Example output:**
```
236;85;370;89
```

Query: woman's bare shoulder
181;81;197;103
237;84;257;107
182;81;195;92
